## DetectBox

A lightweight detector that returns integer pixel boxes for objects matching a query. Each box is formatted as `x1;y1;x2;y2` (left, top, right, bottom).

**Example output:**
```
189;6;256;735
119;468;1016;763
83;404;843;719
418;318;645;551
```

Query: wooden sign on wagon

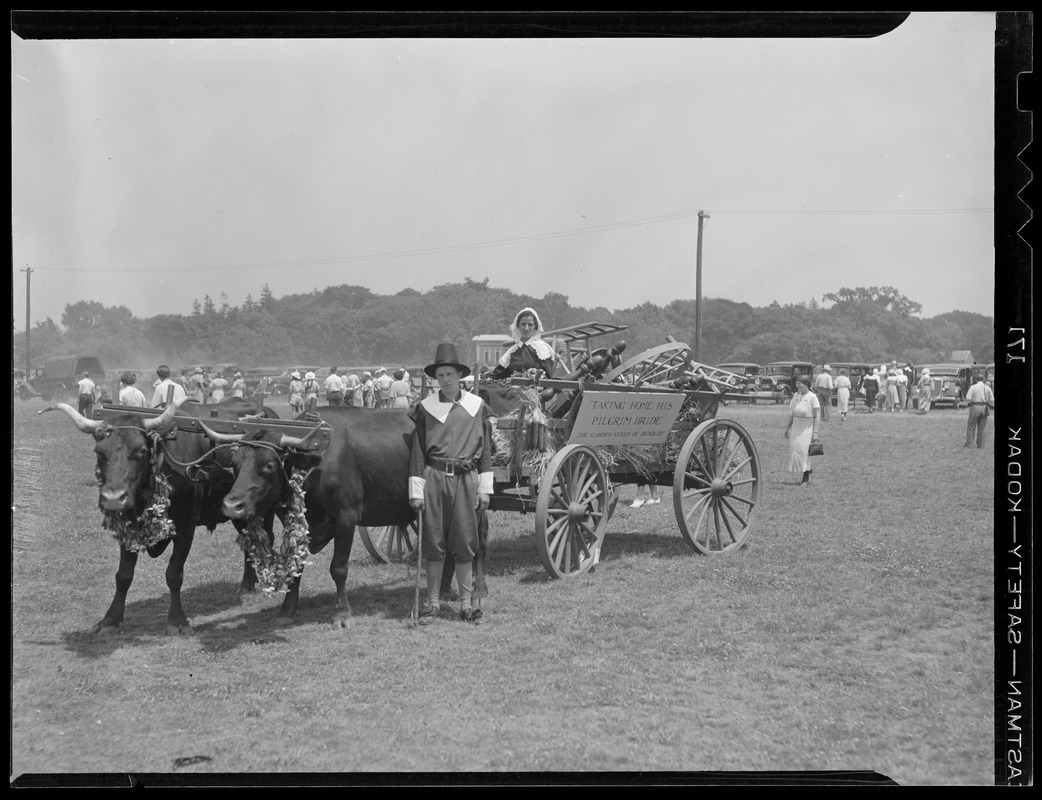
569;391;685;446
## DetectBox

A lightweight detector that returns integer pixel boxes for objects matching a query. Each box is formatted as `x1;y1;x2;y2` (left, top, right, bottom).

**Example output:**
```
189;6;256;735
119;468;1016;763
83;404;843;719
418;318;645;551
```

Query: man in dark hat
408;342;492;625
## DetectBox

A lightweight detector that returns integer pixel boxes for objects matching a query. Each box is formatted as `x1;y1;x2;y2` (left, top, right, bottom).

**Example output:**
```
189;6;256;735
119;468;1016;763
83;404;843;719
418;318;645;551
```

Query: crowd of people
781;362;997;487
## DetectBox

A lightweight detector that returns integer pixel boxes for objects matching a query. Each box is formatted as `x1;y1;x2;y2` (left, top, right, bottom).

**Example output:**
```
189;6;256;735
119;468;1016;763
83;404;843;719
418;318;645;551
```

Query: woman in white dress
209;373;228;403
784;374;821;486
834;368;852;421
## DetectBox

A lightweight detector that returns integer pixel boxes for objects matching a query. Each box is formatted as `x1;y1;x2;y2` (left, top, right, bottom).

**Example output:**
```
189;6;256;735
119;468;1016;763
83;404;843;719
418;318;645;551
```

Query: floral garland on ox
98;432;177;552
237;467;313;594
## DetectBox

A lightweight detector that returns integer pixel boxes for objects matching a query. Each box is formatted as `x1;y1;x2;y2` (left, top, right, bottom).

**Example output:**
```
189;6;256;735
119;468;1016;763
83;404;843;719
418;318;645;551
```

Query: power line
26;205;993;275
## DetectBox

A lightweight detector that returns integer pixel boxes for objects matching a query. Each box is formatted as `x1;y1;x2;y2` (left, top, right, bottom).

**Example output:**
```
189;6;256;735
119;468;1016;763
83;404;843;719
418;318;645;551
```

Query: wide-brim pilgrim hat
424;342;471;379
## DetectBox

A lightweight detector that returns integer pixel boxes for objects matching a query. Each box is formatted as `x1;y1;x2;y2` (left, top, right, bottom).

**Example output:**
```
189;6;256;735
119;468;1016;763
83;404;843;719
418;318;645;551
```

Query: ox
209;407;416;628
47;397;279;635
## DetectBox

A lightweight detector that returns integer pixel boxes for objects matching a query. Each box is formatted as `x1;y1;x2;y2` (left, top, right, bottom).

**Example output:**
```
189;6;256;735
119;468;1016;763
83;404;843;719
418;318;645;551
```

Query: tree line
12;280;994;374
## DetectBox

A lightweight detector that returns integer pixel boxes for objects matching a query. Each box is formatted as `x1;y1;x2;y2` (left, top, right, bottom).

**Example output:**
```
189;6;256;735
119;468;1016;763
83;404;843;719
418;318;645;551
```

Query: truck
16;354;105;403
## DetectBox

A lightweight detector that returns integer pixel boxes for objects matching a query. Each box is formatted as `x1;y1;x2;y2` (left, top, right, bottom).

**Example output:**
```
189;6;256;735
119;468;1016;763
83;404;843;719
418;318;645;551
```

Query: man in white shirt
324;367;344;407
812;366;834;421
373;367;394;408
76;371;97;416
151;364;188;408
963;376;996;449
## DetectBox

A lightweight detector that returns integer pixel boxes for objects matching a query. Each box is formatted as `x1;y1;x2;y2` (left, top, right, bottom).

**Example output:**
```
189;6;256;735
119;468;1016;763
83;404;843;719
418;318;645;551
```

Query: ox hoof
273;614;296;628
165;622;194;636
93;623;120;638
331;615;353;631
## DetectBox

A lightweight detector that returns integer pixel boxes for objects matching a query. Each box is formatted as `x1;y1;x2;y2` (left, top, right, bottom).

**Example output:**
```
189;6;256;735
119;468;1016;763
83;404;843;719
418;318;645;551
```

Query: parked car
913;363;972;409
715;362;762;380
711;362;762;400
16;354;104;403
761;361;816;403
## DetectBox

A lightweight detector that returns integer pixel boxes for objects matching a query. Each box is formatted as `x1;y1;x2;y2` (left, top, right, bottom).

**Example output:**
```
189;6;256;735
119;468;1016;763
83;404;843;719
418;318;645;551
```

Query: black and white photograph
10;11;1031;786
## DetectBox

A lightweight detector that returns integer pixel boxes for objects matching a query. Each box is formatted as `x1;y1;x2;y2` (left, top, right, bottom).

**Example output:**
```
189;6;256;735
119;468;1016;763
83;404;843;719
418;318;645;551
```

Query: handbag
808;439;824;457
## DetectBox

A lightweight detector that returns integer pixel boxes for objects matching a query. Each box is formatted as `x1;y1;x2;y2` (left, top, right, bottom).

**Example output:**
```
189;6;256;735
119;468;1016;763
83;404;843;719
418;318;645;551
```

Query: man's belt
429;457;477;476
969;402;989;406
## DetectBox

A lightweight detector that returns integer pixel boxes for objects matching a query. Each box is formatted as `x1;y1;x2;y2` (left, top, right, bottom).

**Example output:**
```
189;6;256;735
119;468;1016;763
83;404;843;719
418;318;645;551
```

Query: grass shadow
58;580;296;658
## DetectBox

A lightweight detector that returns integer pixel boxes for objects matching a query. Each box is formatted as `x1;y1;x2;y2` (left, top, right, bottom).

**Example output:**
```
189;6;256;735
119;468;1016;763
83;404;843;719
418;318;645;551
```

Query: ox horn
197;418;245;444
144;397;188;431
279;422;327;451
43;403;104;433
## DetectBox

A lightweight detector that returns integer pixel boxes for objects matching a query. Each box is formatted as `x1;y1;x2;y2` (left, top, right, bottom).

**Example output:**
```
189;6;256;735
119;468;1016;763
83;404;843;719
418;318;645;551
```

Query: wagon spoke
726;477;759;491
721;454;753;480
545;514;568;537
683;491;712;524
715;428;733;473
548;523;568;562
720;496;748;530
572;527;594;558
717;500;739;544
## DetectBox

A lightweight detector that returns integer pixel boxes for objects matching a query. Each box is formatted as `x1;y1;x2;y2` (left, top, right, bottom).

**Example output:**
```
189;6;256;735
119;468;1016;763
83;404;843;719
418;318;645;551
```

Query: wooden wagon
358;323;763;579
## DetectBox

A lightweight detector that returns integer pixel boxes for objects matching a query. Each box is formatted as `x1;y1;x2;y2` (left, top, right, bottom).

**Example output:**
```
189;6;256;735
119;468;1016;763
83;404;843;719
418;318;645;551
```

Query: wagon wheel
673;418;761;555
357;520;419;564
602;342;692;387
535;444;610;579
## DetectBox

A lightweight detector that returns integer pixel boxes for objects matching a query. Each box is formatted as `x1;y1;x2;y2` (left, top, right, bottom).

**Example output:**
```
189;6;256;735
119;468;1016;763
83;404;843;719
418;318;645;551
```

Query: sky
11;12;999;335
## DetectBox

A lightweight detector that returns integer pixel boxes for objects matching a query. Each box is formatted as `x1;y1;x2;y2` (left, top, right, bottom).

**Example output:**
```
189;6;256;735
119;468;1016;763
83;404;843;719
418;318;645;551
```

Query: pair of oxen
49;397;443;634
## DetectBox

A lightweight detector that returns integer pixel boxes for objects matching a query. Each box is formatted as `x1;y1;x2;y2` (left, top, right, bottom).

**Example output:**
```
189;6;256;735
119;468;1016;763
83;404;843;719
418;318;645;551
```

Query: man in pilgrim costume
408;342;493;625
488;306;557;379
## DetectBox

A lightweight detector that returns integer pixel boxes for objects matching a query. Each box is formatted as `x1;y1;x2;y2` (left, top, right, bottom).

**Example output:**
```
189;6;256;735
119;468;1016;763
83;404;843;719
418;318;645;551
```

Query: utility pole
694;211;709;363
21;267;32;377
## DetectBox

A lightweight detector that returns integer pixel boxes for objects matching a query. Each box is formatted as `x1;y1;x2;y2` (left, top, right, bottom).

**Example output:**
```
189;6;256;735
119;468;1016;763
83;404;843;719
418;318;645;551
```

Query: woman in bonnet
488;307;556;379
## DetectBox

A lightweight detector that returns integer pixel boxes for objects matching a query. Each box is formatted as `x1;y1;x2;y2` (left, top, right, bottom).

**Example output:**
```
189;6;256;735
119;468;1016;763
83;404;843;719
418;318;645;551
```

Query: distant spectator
390;369;413;408
302;371;320;414
324;367;344;408
784;374;820;486
151;365;187;409
812;366;834;422
230;371;246;398
209;372;229;403
860;368;880;413
288;371;304;417
343;372;359;407
916;368;933;414
374;367;394;408
76;371;97;417
359;371;376;408
186;367;207;404
118;371;147;408
964;375;996;449
884;368;900;412
895;366;909;410
834;368;852;422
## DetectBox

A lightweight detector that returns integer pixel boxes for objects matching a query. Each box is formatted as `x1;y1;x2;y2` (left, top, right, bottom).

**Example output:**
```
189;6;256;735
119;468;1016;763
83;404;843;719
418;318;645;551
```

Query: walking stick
410;511;423;626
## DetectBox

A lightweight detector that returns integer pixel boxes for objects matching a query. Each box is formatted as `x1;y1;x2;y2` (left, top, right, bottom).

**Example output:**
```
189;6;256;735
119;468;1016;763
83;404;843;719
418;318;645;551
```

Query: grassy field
11;397;996;784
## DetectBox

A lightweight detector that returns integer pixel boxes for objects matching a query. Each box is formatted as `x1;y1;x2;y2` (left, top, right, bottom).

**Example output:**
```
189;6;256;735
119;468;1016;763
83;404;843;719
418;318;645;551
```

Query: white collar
420;389;483;424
